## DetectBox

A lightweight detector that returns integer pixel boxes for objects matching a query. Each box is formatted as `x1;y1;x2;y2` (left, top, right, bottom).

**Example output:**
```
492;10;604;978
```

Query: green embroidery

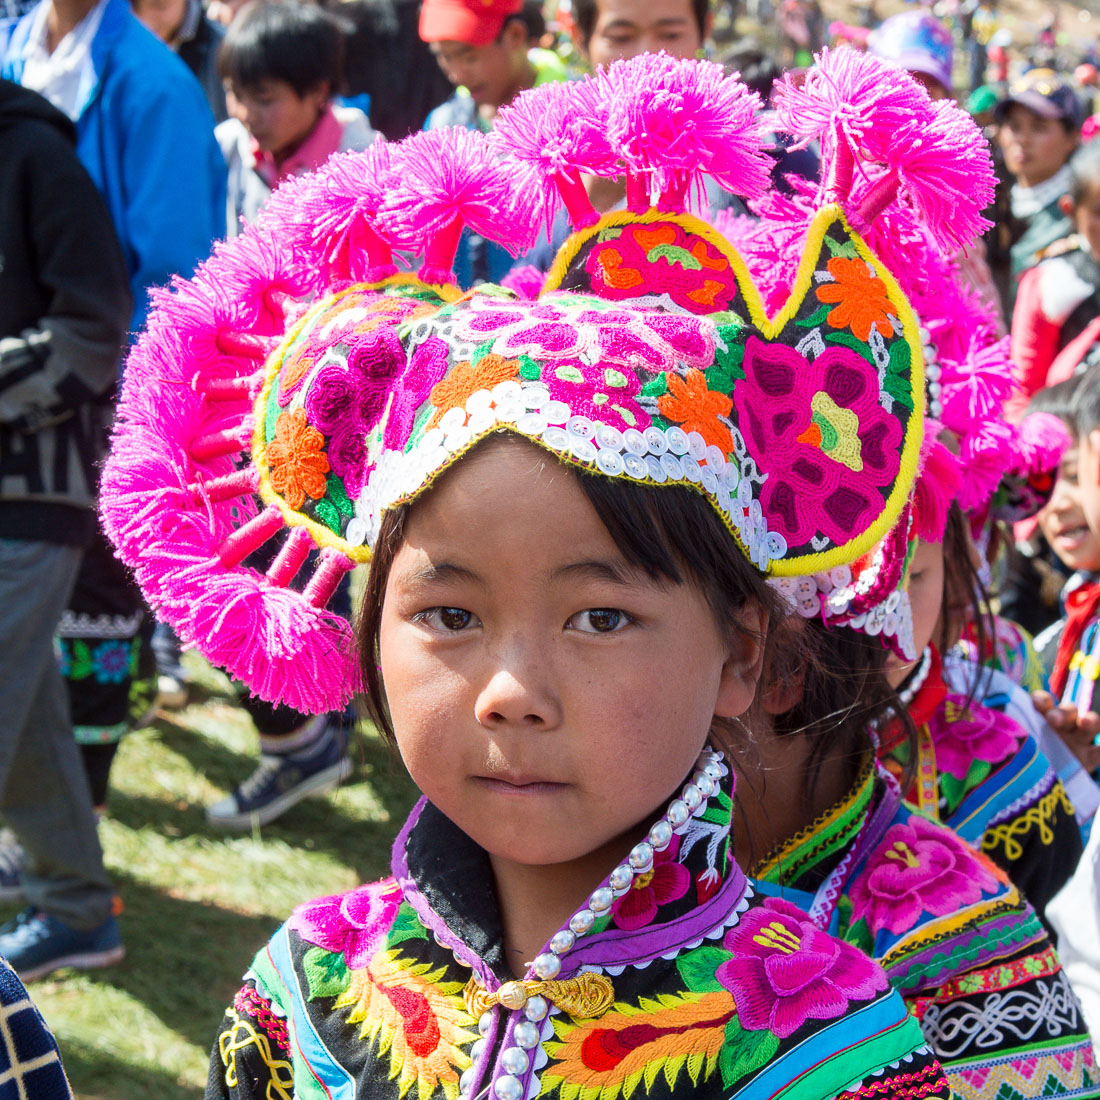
824;235;859;259
387;902;430;948
326;475;355;518
883;338;915;412
604;369;629;389
303;946;352;1000
796;303;832;329
597;226;624;243
647;243;702;270
719;1019;779;1088
824;331;875;364
555;365;585;384
940;759;993;814
519;355;542;381
676;945;730;994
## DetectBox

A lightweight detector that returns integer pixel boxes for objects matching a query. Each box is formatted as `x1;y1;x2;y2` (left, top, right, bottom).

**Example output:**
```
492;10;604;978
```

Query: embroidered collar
1010;164;1073;220
750;753;877;890
391;748;748;990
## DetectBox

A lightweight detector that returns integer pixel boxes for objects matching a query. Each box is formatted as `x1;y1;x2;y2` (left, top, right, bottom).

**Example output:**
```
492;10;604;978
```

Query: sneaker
0;908;124;982
206;723;353;831
0;830;25;905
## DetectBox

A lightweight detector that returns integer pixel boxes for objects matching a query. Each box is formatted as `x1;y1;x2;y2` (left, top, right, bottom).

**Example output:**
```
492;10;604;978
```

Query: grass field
13;655;418;1100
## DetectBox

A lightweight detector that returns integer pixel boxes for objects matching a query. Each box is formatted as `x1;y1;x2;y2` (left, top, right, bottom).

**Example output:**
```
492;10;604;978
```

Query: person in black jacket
0;79;130;981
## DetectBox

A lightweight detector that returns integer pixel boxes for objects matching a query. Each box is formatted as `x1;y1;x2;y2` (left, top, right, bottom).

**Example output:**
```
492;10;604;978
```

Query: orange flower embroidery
815;257;897;341
267;408;330;509
427;354;521;429
657;369;733;452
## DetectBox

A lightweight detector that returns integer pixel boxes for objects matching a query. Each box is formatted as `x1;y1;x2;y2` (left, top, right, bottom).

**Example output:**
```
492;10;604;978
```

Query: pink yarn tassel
303;549;356;608
555;170;599;230
625;174;651;213
188;467;260;504
197;375;261;401
189;420;254;462
217;505;284;567
419;218;464;284
266;525;316;588
850;171;900;234
215;331;270;360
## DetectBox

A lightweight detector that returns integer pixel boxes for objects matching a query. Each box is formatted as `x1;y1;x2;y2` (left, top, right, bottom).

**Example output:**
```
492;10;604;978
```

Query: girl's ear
758;618;808;716
715;605;768;720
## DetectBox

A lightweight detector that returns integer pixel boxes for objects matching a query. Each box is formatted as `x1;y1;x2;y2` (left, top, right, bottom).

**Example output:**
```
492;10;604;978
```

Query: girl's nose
474;650;562;730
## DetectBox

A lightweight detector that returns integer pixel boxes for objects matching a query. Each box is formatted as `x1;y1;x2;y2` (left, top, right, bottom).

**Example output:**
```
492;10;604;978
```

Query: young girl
102;59;952;1100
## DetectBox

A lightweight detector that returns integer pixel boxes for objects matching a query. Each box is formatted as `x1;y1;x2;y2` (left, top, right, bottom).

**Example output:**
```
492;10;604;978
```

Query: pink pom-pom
376;128;539;273
773;47;994;250
913;425;961;543
1014;411;1072;476
862;96;995;252
595;53;770;211
938;334;1016;430
499;264;546;299
957;418;1017;512
257;141;400;286
491;78;616;230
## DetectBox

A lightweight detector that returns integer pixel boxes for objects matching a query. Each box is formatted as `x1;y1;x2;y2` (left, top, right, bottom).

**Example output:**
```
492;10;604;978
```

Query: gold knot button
463;973;614;1020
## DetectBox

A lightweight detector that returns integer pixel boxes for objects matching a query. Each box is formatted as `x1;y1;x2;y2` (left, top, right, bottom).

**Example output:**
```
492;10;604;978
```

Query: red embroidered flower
928;694;1025;781
289;880;403;969
849;815;1001;936
610;838;690;930
716;897;887;1038
733;336;903;548
266;408;330;509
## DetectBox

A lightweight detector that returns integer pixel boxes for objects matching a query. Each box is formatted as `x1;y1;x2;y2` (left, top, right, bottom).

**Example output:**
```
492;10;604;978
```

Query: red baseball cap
419;0;523;45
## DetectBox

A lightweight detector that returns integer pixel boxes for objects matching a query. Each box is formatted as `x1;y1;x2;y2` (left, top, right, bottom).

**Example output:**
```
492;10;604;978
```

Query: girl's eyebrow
399;561;485;588
550;559;642;587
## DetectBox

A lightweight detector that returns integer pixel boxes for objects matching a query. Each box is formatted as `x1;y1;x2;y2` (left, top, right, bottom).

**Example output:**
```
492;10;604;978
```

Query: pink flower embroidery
543;358;650;433
928;694;1025;781
289;880;402;969
610;838;690;930
717;897;887;1038
733;337;904;548
451;295;715;376
849;815;1001;936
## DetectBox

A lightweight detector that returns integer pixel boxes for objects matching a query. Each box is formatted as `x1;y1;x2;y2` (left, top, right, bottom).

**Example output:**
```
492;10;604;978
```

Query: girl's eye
569;608;631;633
416;607;477;631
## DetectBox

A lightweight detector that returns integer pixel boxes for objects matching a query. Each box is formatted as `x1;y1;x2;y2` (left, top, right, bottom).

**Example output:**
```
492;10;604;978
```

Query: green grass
14;656;418;1100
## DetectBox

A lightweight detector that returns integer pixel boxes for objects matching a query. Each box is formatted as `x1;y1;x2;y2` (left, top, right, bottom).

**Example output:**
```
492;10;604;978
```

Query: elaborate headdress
101;54;935;712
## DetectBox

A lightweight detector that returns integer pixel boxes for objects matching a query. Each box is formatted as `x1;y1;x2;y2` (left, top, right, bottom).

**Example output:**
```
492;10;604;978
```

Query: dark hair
218;0;346;96
938;501;992;705
1070;140;1100;203
1073;362;1100;438
766;619;917;798
1026;372;1083;427
723;41;778;102
357;432;783;744
571;0;709;47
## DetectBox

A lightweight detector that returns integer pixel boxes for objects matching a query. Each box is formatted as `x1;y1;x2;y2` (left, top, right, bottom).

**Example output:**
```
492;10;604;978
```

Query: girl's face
886;537;945;688
1038;444;1100;573
379;439;763;871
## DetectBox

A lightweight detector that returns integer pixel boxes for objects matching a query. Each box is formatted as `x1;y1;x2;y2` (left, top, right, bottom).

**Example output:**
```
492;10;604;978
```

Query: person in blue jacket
2;0;226;335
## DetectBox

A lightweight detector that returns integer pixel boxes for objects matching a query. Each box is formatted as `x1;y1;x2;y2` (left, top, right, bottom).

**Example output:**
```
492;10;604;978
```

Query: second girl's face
1038;444;1100;573
379;439;762;871
886;537;945;688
